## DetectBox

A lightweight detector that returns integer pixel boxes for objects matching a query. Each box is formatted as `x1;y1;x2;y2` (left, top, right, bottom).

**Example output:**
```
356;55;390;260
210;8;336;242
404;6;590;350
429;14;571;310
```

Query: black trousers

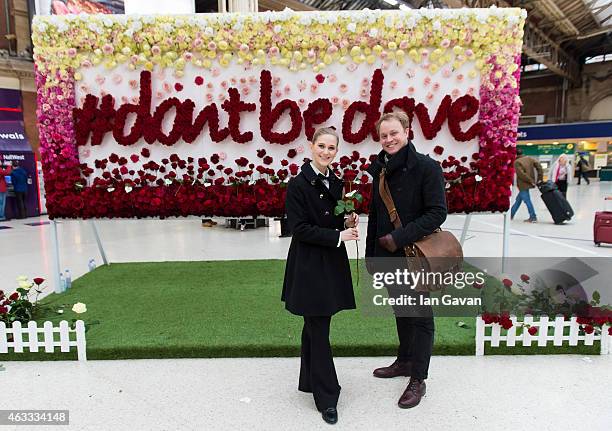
298;316;340;411
15;192;27;219
555;180;568;198
396;316;435;380
577;172;590;185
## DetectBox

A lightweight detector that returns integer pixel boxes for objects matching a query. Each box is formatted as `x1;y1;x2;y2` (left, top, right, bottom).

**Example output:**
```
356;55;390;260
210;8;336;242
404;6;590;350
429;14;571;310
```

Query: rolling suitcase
594;197;612;246
538;181;574;224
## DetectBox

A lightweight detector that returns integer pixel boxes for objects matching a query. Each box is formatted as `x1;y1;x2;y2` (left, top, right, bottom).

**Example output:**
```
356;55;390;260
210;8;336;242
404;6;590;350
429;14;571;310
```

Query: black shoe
321;407;338;424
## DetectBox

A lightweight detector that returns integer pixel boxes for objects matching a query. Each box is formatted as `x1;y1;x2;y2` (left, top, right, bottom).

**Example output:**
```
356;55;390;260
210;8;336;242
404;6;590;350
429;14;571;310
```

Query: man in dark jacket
511;147;543;223
10;161;28;219
366;112;447;409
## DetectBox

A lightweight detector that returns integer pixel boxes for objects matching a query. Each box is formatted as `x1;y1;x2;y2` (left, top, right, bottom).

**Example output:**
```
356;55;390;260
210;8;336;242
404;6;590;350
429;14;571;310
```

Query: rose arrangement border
32;8;526;219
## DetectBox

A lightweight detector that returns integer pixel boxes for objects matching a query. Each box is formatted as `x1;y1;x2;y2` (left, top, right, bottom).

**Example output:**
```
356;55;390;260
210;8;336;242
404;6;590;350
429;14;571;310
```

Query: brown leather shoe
373;359;412;378
398;378;426;409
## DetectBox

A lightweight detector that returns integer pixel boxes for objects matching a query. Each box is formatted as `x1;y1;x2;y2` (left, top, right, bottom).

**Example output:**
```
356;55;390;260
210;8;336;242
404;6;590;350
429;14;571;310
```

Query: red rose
472;281;484;289
9;292;19;301
109;153;119;163
289;163;299;176
281;159;289;167
130;154;139;163
263;156;273;165
0;305;7;314
502;278;512;288
174;83;183;92
583;324;594;334
33;277;45;286
520;274;530;282
141;148;150;158
608;327;612;336
211;154;220;164
195;76;204;86
224;168;233;175
235;157;249;167
315;73;325;83
528;326;538;336
287;149;297;158
433;146;444;155
257;149;266;158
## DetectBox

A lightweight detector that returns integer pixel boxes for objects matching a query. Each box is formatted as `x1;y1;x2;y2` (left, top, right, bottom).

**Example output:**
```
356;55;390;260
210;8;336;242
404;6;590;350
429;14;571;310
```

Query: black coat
282;163;356;316
366;142;448;258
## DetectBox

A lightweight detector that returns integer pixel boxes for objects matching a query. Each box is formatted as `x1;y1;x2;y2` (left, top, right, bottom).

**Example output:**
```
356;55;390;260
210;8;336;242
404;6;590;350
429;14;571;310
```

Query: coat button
311;180;316;185
320;193;324;199
325;211;330;216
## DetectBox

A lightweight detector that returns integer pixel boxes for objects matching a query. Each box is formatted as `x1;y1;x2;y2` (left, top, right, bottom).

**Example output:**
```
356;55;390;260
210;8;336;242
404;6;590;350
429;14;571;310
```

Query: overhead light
383;0;398;5
526;142;533;146
399;4;411;11
553;141;559;145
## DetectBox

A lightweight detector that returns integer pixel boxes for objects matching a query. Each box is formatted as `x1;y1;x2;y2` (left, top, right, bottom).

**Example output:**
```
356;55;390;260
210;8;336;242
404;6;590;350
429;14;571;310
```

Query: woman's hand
340;228;359;242
344;212;359;228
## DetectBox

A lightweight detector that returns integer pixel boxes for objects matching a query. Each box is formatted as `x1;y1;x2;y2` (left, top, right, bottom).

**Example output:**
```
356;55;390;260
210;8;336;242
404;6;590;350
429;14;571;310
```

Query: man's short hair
375;112;410;135
516;147;523;156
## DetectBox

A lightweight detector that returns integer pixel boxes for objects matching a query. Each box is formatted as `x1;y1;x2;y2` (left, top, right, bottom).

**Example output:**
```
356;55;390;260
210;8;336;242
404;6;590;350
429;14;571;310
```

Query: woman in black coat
281;127;358;425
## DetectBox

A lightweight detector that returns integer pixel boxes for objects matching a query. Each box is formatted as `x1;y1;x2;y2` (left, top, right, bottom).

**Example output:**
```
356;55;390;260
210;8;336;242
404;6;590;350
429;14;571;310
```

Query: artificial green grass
2;260;600;361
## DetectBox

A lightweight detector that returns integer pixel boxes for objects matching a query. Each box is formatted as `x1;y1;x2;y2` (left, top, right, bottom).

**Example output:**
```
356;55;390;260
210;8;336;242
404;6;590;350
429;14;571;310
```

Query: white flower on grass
72;303;87;314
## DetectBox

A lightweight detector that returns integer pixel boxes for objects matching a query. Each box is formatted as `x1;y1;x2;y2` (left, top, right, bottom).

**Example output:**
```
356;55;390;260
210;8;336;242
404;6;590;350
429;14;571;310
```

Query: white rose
16;275;28;282
72;303;87;314
19;281;33;290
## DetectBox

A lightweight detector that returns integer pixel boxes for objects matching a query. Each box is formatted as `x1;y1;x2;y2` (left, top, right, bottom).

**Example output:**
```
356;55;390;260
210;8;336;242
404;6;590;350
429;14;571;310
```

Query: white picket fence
476;315;611;356
0;320;87;361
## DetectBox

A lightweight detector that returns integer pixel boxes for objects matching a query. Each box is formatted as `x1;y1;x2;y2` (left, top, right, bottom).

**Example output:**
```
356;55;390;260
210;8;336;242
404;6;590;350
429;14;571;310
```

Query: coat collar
367;141;418;179
301;162;343;201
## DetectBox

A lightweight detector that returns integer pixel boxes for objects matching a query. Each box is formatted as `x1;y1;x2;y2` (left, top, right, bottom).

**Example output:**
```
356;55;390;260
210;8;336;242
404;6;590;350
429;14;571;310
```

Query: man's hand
378;234;398;253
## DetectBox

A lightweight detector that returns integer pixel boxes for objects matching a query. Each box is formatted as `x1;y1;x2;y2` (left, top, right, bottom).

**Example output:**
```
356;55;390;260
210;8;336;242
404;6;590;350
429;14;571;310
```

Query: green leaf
334;201;346;216
592;291;600;305
354;193;363;203
345;200;355;212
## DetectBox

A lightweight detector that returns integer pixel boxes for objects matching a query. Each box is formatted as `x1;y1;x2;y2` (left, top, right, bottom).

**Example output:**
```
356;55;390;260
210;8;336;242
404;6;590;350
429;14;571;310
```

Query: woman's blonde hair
311;127;339;145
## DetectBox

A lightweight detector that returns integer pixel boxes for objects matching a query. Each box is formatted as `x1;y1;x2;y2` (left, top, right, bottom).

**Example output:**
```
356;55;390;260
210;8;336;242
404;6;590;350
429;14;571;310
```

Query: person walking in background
550;154;571;198
576;154;590;185
0;159;12;221
10;161;28;219
511;147;543;223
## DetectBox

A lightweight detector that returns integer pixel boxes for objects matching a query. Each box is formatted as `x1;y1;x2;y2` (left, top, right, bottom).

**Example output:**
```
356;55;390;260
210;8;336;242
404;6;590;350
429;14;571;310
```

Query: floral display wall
32;8;526;219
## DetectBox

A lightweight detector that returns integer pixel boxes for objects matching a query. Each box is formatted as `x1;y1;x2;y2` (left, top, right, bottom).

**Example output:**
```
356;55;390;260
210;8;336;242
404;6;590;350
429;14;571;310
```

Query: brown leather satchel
378;169;463;292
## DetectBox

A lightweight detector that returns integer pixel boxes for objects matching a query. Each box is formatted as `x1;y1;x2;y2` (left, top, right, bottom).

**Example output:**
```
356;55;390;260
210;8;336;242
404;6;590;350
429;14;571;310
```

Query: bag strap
378;169;402;230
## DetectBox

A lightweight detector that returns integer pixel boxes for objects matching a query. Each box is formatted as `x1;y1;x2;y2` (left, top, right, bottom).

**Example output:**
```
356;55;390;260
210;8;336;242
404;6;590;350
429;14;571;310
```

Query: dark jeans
396;316;435;380
577;171;590;185
15;192;26;219
298;316;340;411
555;179;568;198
